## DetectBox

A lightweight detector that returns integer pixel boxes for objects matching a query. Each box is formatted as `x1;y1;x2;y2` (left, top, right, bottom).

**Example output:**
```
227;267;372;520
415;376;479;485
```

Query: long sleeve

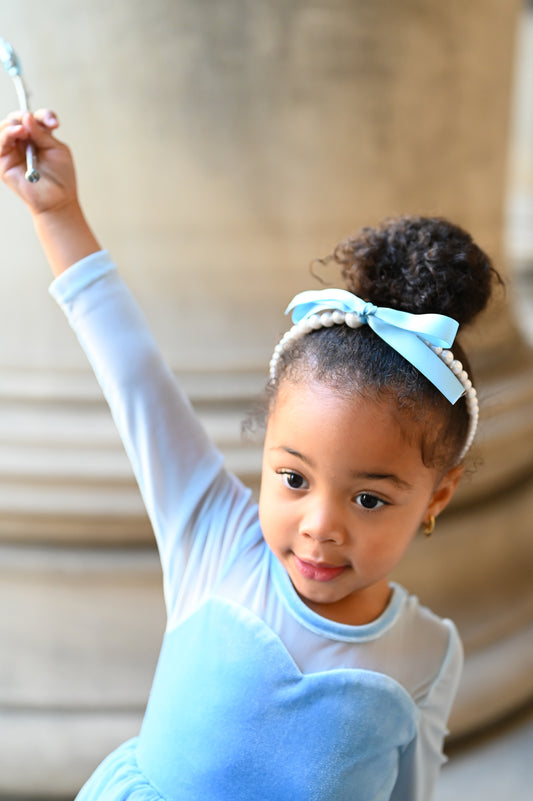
391;619;463;801
50;251;258;627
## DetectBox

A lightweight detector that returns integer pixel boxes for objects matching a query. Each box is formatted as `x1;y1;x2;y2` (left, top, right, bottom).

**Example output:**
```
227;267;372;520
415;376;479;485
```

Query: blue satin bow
286;288;464;404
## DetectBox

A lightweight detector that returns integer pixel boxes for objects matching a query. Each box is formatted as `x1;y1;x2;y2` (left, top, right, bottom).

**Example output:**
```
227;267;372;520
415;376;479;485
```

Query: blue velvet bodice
136;599;418;801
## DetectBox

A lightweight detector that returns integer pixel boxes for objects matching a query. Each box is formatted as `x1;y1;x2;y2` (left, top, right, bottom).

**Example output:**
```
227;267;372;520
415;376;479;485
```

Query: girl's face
258;379;462;626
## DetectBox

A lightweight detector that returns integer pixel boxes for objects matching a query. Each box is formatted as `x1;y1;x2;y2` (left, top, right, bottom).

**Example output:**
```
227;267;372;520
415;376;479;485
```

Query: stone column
0;1;528;796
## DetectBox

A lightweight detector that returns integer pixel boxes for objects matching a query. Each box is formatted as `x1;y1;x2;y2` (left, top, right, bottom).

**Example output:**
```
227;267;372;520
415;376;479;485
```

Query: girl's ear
426;465;464;520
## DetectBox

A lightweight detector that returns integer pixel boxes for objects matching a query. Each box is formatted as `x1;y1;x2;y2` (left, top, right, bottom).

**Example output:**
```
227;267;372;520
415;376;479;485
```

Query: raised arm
0;110;100;274
0;110;253;624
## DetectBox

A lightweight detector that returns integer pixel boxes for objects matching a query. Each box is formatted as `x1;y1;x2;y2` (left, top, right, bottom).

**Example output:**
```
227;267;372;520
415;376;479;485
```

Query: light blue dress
50;252;463;801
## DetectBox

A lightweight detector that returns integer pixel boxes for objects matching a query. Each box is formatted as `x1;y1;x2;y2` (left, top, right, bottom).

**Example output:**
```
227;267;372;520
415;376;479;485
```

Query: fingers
33;109;59;130
9;109;59;129
0;112;26;136
0;109;62;176
0;109;59;142
5;111;24;125
21;110;61;147
0;114;29;157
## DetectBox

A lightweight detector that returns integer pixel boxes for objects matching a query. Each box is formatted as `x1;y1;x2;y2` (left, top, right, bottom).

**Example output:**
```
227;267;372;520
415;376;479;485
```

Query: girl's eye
355;493;385;510
279;470;308;490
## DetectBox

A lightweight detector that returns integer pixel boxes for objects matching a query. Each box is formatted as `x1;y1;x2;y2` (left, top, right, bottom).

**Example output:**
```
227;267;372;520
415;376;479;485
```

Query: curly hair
268;216;502;470
334;216;500;325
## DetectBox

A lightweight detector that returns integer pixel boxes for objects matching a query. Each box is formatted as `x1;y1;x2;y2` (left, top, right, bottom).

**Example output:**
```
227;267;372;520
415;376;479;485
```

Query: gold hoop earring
423;516;435;537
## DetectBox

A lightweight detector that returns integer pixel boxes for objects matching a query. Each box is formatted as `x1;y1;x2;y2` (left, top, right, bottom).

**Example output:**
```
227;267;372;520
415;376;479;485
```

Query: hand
0;109;78;215
0;109;100;275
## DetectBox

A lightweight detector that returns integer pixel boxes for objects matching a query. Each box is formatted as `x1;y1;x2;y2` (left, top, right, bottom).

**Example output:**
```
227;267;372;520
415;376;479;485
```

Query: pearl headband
269;289;478;462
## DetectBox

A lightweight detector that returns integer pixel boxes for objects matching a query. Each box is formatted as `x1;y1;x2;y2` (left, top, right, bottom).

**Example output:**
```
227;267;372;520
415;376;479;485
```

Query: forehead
267;379;429;474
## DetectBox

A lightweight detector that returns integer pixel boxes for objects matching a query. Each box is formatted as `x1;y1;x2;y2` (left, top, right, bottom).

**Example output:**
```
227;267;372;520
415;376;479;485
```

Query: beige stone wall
0;0;520;369
0;1;530;796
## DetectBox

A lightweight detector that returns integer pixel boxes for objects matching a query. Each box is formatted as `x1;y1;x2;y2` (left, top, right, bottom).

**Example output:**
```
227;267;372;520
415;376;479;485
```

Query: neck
300;579;393;626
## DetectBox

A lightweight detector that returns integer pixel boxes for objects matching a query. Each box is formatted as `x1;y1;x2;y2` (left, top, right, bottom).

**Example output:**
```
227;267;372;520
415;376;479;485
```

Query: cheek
258;509;284;557
257;463;271;526
258;482;278;544
258;481;294;552
359;523;418;568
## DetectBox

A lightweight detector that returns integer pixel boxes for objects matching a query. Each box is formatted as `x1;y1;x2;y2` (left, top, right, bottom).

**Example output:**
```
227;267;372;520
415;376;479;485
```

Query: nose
299;496;345;545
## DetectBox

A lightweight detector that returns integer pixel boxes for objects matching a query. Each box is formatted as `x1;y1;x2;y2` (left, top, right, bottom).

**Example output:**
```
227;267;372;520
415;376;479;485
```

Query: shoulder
387;585;463;705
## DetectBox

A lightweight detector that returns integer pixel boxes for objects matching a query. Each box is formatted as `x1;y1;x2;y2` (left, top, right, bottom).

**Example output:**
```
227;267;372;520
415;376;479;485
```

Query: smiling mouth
293;554;348;582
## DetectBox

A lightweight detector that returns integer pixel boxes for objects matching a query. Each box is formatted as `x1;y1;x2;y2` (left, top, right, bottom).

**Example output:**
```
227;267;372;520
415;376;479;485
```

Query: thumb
33;109;59;130
22;111;60;147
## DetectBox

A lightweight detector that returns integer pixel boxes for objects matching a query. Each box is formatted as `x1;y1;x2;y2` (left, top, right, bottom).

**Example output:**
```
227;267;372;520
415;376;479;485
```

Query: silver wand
0;38;40;183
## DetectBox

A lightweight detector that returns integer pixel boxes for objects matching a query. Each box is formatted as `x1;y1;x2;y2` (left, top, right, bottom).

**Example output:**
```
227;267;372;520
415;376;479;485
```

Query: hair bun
332;216;500;326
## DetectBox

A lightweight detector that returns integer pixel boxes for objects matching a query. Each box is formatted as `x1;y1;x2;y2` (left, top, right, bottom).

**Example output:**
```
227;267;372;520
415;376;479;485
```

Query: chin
292;580;346;607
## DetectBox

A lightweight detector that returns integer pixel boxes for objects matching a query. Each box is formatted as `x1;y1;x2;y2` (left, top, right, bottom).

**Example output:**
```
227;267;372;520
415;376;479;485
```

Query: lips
293;554;347;582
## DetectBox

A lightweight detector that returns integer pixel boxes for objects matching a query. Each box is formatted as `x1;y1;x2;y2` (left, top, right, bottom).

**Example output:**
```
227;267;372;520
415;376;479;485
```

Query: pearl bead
345;313;360;328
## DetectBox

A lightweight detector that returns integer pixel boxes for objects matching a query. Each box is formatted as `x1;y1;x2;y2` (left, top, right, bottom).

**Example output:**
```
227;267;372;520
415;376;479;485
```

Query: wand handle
13;73;40;183
25;141;39;182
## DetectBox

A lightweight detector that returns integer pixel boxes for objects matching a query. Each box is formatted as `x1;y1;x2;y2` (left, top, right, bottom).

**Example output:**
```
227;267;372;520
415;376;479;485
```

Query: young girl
0;111;500;801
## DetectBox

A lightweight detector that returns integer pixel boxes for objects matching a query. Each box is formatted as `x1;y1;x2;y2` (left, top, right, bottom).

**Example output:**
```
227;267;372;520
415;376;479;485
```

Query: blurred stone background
0;1;532;798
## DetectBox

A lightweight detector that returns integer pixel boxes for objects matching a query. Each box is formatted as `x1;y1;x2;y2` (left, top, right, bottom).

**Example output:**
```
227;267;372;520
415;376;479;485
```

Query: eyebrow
272;446;414;491
273;446;313;465
354;471;414;491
